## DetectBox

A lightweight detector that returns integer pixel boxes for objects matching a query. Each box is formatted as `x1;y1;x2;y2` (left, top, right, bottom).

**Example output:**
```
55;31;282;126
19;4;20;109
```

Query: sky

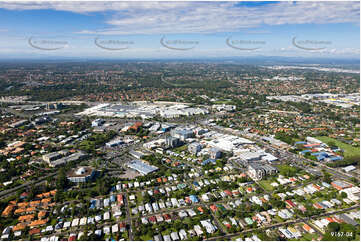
0;1;359;59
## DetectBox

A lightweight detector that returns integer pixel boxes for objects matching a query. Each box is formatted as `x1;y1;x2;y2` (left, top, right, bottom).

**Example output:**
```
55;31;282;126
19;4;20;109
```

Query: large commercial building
43;151;87;167
188;142;202;154
331;180;353;191
105;139;124;148
42;152;62;163
306;137;324;145
129;150;146;159
67;166;96;183
210;148;222;159
10;120;28;128
127;160;158;176
166;136;181;148
77;102;208;119
238;151;265;162
248;163;278;181
170;128;194;141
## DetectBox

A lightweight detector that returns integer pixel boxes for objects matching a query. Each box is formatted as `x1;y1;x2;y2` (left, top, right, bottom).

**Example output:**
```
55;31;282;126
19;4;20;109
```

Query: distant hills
0;55;359;68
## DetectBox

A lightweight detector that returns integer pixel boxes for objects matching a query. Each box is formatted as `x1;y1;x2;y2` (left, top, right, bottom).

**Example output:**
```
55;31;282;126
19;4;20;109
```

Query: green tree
56;168;69;190
327;222;340;232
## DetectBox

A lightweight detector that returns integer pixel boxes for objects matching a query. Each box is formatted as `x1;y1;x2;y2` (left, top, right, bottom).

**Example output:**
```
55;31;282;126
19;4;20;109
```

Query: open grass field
258;180;275;192
315;136;360;158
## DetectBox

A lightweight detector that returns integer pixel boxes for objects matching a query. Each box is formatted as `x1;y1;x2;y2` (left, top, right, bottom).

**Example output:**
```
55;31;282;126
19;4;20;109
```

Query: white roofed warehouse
127;160;159;176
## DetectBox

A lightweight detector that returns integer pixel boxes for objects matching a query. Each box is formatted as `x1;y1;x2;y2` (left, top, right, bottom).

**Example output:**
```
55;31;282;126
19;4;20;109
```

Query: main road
0;172;57;200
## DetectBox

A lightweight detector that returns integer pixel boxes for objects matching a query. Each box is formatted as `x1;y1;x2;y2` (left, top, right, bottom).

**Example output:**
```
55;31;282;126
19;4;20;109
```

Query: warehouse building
129;150;146;159
127;160;158;176
331;180;353;191
105;139;124;148
10;120;28;128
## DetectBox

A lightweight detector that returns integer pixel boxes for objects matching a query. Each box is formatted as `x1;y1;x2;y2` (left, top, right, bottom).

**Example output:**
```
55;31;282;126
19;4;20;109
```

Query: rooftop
128;160;158;175
67;166;95;178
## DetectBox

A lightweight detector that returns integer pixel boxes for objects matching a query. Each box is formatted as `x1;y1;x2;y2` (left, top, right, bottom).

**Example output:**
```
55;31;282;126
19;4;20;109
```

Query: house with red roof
313;203;323;209
210;205;217;212
149;216;157;224
285;200;296;208
224;190;232;197
163;214;171;222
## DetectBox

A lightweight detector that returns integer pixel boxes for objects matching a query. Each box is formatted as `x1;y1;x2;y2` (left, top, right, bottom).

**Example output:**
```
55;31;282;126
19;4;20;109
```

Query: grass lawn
312;197;325;203
258;180;275;191
214;100;234;105
136;191;143;204
140;234;153;241
173;145;188;153
300;232;319;241
315;136;360;158
274;215;285;223
50;218;57;225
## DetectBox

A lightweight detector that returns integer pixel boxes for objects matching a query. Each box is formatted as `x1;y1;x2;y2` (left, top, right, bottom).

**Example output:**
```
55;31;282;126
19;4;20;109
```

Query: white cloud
0;1;193;13
0;1;359;35
269;45;360;57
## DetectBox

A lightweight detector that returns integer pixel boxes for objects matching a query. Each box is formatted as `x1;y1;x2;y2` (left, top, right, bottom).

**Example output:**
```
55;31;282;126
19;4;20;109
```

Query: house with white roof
178;210;188;218
156;214;164;223
63;221;71;229
194;225;203;236
112;224;119;233
104;212;110;220
279;228;293;239
103;198;110;207
179;229;187;240
170;232;180;241
87;217;95;224
95;215;102;222
45;226;53;232
159;201;166;209
251;196;262;206
95;229;102;237
152;202;159;212
163;235;171;241
341;187;360;202
330;199;341;205
103;226;111;234
145;203;152;212
187;209;197;217
294;188;305;196
79;217;87;226
171;198;179;207
141;217;148;224
71;218;79;227
200;220;217;234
